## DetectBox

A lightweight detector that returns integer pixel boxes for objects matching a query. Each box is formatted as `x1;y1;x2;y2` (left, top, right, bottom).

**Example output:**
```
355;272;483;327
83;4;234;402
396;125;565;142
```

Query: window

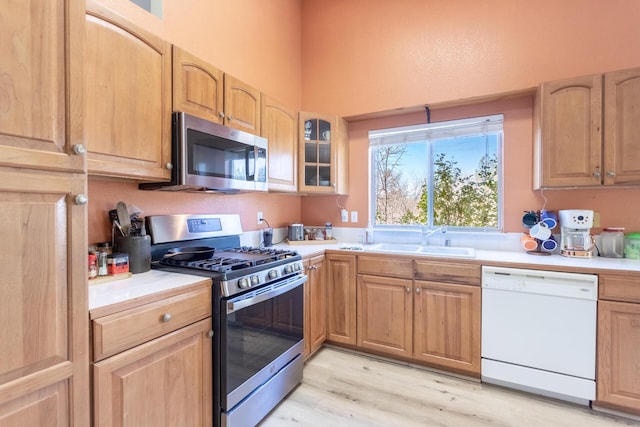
369;114;503;231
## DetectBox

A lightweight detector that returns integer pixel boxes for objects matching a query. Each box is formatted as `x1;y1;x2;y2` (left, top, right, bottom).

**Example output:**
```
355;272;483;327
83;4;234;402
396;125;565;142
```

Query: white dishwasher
481;266;598;405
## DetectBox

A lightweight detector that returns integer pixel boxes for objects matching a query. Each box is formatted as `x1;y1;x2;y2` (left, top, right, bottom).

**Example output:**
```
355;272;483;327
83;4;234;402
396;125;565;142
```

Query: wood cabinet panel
303;256;326;359
0;0;84;174
604;67;640;185
599;273;640;303
85;0;172;181
172;46;224;124
413;280;481;376
357;275;413;358
414;260;480;285
326;254;357;345
93;319;213;427
224;74;261;135
535;74;602;188
92;287;211;361
357;255;413;278
597;301;640;414
262;95;298;192
0;381;68;427
0;167;89;425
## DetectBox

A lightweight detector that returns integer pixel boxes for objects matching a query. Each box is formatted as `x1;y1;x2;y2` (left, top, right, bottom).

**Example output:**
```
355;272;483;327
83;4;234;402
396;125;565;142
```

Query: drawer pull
162;313;172;323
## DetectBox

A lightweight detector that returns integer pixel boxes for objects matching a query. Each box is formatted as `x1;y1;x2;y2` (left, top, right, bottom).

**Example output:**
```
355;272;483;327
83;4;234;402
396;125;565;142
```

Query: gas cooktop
160;246;299;273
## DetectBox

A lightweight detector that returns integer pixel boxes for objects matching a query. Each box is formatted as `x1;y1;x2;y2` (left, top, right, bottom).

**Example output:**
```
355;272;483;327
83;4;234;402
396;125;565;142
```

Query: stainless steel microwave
140;112;268;193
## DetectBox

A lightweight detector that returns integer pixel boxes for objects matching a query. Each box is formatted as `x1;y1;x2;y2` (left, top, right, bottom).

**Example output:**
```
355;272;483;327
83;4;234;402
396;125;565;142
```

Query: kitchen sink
364;243;475;258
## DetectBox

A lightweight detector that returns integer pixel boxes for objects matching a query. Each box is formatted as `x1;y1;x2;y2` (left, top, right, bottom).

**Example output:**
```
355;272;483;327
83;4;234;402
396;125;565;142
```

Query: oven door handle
226;275;308;314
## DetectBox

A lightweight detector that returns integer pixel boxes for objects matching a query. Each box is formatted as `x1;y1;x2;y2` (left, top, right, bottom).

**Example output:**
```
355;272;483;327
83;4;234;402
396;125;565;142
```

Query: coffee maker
558;209;595;258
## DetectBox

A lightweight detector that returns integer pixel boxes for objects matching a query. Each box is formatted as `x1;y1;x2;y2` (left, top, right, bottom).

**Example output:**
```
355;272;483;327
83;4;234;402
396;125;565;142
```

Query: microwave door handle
247;147;255;181
226;275;308;314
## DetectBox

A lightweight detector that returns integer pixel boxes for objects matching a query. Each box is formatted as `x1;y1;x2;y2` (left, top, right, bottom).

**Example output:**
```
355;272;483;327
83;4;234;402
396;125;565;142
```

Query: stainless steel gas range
147;214;307;427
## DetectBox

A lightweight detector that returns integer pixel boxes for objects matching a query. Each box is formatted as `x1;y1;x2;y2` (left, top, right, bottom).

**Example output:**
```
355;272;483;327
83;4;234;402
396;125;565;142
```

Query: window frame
368;114;504;233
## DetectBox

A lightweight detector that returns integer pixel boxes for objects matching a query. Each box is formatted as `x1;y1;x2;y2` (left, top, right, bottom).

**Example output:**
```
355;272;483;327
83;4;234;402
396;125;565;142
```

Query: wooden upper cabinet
224;74;261;135
0;0;84;173
298;112;349;195
84;0;172;181
534;74;603;188
262;95;297;192
535;66;640;188
603;67;640;185
172;46;224;124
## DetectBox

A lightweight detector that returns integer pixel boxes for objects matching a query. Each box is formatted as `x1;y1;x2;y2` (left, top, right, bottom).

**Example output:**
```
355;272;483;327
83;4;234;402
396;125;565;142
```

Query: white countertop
279;242;640;273
89;270;210;311
89;243;640;314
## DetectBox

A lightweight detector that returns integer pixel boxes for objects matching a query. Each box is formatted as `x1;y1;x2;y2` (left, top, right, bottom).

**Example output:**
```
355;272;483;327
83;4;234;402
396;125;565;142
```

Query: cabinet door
223;74;261;135
603;67;640;186
307;256;327;356
413;281;481;376
298;112;348;195
597;301;640;414
262;95;298;192
357;275;412;358
325;254;357;345
85;0;172;181
0;168;89;426
535;74;603;188
0;0;84;173
172;46;224;124
93;319;213;427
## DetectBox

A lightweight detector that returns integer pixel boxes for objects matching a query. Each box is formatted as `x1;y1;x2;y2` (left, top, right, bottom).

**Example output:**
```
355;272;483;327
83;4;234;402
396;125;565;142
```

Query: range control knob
250;275;260;286
238;277;250;289
295;262;302;271
284;265;293;274
268;270;278;279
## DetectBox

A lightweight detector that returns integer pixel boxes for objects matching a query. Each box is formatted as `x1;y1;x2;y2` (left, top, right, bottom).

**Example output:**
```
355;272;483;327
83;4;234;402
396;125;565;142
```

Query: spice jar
600;228;624;258
88;253;97;279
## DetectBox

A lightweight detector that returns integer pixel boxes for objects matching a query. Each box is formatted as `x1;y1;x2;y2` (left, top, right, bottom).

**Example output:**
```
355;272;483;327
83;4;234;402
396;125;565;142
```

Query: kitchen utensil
163;246;216;261
116;201;131;236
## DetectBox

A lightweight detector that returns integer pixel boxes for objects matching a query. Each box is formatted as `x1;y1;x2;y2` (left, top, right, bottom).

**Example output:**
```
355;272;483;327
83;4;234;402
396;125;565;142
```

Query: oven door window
222;283;303;399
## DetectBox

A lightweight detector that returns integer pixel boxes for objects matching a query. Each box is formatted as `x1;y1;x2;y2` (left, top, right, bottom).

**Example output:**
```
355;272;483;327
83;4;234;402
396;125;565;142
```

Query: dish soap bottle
365;223;374;244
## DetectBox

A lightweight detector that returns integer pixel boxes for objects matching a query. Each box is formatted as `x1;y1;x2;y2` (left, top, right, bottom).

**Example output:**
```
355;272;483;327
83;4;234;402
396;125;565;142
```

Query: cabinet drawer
92;286;211;361
414;260;480;285
358;255;413;278
599;274;640;303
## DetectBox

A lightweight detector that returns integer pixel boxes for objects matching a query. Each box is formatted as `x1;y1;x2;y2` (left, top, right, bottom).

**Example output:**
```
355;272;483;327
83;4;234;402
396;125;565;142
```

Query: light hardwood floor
260;347;638;427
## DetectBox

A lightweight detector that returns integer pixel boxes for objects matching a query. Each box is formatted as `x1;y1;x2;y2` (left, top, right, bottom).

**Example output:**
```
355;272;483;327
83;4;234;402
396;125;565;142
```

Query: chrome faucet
421;225;447;246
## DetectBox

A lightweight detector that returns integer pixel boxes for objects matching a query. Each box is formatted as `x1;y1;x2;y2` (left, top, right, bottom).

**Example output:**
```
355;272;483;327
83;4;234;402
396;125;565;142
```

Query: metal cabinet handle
208;330;214;338
406;287;411;293
162;313;172;323
607;170;615;177
218;112;225;118
72;144;86;155
165;162;173;170
74;194;88;205
593;170;601;178
228;115;233;121
415;288;421;294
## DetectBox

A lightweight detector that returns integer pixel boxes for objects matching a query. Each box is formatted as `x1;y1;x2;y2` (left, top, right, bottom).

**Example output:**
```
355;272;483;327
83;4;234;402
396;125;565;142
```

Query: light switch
341;209;348;223
351;211;358;223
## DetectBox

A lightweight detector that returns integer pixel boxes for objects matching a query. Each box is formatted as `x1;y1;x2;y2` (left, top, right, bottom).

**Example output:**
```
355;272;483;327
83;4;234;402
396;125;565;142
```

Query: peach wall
301;96;640;233
88;180;302;244
300;0;640;117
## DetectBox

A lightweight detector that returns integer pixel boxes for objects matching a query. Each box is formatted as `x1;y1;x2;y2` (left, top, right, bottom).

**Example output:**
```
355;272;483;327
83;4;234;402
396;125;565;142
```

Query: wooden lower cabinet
93;319;213;427
326;254;357;345
596;300;640;415
357;274;413;358
303;255;327;358
413;280;481;376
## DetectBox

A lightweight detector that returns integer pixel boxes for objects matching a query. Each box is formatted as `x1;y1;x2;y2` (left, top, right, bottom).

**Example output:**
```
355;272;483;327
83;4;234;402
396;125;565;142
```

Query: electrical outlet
351;211;358;223
341;209;348;223
257;211;263;224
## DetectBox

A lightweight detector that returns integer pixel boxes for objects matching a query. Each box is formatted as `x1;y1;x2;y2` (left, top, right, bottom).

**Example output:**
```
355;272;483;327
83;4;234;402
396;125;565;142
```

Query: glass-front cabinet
298;112;349;194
